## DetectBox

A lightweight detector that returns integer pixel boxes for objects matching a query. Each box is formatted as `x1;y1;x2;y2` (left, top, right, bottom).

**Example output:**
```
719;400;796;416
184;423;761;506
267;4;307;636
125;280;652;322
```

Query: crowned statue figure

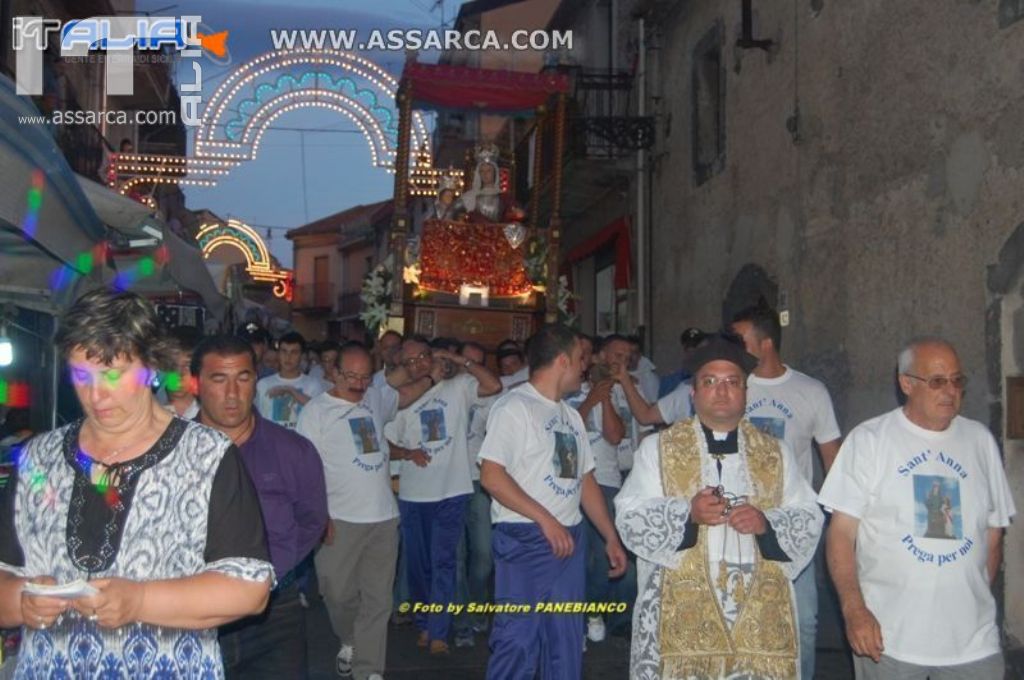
431;174;460;220
453;144;508;223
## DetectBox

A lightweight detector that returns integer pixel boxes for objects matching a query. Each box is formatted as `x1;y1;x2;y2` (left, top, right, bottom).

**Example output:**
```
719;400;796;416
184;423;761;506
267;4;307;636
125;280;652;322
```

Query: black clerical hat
683;331;759;376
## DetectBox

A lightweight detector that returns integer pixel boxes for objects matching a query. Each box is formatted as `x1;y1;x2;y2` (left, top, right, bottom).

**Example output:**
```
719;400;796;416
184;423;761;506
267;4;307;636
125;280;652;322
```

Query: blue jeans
584;484;636;633
220;582;307;679
455;481;493;633
794;558;818;679
399;494;470;642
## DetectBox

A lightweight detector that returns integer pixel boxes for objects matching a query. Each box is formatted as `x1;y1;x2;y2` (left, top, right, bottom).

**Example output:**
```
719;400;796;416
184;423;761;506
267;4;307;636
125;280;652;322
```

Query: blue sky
137;0;465;266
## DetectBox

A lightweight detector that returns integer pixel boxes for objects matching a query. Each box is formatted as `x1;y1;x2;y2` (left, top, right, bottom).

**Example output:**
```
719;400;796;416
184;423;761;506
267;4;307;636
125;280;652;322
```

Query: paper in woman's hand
22;579;99;599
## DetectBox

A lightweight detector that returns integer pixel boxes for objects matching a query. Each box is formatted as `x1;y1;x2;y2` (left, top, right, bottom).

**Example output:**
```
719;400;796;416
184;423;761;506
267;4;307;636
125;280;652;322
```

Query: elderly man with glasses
297;342;399;680
384;336;502;655
819;337;1015;680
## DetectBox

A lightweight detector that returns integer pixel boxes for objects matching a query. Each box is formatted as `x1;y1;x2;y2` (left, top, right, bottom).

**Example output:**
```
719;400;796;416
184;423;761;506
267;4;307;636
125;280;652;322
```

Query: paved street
304;595;855;679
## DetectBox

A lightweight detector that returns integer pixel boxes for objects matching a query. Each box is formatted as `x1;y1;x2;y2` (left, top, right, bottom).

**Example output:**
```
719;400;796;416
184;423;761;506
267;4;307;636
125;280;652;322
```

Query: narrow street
302;587;856;679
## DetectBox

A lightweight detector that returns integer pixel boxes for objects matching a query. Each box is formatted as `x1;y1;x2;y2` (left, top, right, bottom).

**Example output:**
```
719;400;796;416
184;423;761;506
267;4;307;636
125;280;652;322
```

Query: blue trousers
584;484;636;633
399;494;470;642
486;522;586;680
455;481;494;633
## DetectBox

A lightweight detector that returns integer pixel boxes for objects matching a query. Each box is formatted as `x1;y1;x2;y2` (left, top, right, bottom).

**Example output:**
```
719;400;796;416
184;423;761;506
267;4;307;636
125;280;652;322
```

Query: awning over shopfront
0;73;228;324
0;75;106;312
566;215;632;289
402;62;571;112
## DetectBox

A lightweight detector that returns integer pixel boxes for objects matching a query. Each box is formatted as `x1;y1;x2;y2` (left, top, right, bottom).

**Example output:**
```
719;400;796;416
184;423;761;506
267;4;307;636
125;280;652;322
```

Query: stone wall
645;0;1024;653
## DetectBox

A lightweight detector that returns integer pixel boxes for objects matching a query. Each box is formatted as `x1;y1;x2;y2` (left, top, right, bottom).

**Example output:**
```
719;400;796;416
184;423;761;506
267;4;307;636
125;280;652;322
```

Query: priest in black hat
613;332;823;680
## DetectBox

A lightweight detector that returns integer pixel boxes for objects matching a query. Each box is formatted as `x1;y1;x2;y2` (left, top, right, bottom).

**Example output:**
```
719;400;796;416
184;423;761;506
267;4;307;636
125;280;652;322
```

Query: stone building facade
637;0;1024;664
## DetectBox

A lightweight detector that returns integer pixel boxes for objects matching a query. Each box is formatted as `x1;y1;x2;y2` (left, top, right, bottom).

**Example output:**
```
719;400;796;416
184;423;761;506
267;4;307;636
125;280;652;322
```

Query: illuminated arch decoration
195;48;430;174
109;48;432;196
196;219;293;301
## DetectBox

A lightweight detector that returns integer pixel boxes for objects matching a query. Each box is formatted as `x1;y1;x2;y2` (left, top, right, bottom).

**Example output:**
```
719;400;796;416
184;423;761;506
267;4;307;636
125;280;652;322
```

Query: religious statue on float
430;174;460;220
453;144;511;223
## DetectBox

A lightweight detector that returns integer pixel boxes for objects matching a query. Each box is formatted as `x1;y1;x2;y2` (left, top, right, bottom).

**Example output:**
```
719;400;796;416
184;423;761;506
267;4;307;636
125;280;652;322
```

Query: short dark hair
733;303;782;352
318;340;341;358
597;334;631;353
527;324;579;373
497;338;521;352
403;334;431;348
430;336;460;353
191;335;258;377
277;331;306;352
56;288;175;370
379;330;402;343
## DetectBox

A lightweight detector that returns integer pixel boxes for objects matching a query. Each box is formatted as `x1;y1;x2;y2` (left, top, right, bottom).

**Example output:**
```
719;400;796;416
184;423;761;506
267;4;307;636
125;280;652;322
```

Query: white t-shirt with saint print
384;373;482;502
479;382;596;526
297;391;398;523
746;366;841;484
256;373;326;430
818;408;1016;666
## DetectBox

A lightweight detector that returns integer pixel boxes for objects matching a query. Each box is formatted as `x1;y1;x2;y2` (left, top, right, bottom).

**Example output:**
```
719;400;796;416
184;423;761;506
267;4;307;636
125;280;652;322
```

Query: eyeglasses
904;373;968;390
400;351;431;368
341;371;372;383
697;375;744;389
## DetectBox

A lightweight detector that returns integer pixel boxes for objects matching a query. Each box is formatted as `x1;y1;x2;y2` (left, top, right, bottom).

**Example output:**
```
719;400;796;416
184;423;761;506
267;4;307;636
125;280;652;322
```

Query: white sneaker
336;644;353;677
586;616;606;643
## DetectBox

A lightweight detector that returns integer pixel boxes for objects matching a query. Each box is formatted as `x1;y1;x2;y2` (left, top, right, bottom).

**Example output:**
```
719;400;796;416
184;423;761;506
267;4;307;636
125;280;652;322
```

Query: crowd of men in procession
153;302;1013;680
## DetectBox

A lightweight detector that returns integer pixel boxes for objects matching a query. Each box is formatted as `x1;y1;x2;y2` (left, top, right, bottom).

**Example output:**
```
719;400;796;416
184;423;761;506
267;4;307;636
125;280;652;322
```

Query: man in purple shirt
193;335;329;679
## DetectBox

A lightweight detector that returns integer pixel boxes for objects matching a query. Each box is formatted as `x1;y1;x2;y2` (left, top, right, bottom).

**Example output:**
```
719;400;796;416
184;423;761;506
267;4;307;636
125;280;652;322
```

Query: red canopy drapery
402;62;570;112
565;216;632;289
419;219;534;297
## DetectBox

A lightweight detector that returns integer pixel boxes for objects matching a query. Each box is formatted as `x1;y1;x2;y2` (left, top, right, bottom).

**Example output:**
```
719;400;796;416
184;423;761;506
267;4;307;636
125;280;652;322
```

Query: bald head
897;337;958;376
897;337;965;431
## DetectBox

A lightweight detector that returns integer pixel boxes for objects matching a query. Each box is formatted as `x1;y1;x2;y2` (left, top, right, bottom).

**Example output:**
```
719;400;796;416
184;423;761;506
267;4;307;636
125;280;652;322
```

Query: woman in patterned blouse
0;289;274;678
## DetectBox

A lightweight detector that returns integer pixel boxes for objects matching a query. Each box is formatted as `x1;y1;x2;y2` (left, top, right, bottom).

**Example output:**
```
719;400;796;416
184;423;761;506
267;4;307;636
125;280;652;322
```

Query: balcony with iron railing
293;282;335;312
512;68;655;223
337;290;362;319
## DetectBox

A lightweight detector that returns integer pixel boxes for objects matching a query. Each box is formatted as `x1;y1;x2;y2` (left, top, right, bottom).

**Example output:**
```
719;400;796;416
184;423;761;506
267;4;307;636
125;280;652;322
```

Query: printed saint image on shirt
552;431;579;479
914;474;962;540
419;408;447;443
749;416;785;440
348;417;380;455
271;394;302;429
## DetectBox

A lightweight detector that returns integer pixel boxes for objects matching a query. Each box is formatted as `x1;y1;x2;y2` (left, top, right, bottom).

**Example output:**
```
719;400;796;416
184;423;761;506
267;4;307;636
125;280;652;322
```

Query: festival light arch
110;48;432;192
196;219;293;300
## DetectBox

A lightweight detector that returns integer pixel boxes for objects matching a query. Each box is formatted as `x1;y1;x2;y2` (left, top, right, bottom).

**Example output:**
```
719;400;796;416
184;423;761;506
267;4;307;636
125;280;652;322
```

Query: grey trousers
853;652;1004;680
316;517;400;680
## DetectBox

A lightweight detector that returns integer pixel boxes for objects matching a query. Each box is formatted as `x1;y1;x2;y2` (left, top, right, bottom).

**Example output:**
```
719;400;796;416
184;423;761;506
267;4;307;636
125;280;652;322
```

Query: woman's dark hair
56;288;175;370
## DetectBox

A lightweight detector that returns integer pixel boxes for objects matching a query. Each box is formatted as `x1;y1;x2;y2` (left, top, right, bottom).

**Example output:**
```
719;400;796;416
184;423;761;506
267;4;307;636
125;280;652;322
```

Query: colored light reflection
21;169;45;238
113;256;157;291
163;371;182;392
0;380;31;408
